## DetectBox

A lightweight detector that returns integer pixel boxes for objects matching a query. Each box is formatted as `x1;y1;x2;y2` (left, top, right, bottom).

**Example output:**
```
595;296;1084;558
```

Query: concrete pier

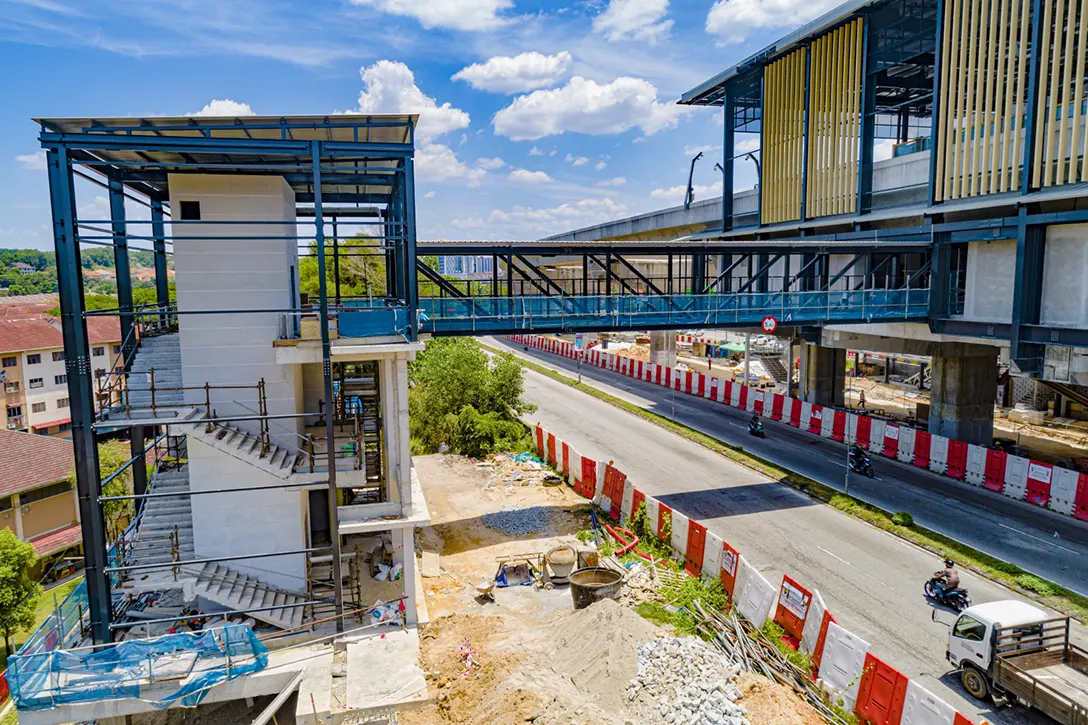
929;352;999;445
799;343;846;407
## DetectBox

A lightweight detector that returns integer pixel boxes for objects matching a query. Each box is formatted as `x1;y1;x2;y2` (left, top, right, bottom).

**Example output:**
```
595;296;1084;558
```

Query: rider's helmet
944;558;955;569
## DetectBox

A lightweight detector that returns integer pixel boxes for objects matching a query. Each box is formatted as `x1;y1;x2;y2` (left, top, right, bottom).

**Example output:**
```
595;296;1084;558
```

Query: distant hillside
0;247;170;297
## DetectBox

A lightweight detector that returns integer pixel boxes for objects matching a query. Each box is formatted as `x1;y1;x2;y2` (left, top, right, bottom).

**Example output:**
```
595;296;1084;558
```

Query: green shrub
891;511;914;527
1016;574;1056;597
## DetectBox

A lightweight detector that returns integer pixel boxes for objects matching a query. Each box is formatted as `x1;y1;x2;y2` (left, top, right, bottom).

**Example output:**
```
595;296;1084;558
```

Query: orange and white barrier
513;334;1088;527
818;622;871;711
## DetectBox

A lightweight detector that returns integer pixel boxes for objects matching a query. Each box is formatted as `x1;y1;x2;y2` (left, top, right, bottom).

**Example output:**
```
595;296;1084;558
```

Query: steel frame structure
680;0;1088;372
39;115;418;645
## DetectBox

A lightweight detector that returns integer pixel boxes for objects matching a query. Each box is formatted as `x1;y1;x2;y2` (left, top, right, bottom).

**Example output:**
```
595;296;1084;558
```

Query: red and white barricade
896;426;916;463
773;575;813;644
685;520;707;577
817;622;871;711
1050;468;1082;516
1002;455;1028;500
855;654;909;725
702;529;725;580
670;510;690;558
733;557;777;626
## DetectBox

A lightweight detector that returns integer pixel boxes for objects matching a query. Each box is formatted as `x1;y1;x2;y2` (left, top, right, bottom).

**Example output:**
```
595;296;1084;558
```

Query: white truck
945;600;1088;724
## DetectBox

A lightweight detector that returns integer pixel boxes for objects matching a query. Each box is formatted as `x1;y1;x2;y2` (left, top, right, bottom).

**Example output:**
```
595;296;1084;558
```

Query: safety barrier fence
531;418;979;725
510;334;1088;523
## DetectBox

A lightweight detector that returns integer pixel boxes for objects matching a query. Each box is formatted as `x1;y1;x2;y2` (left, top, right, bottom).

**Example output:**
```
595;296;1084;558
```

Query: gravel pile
481;504;550;535
627;636;748;725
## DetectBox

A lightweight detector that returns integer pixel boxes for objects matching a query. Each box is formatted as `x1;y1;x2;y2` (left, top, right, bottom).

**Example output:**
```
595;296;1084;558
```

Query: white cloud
594;0;673;43
508;168;553;184
475;156;506;169
565;153;589;167
488;197;627;229
451;216;486;229
348;0;513;31
15;150;47;171
493;76;687;141
874;139;896;162
452;51;573;93
595;160;608;170
529;146;547;156
650;180;723;203
684;143;720;156
596;176;627;186
423;191;437;199
351;60;470;142
187;98;255;116
416;144;487;186
736;137;761;153
706;0;840;43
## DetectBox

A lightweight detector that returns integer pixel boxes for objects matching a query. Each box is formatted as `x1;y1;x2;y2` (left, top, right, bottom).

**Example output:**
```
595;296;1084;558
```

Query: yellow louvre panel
805;19;862;218
761;48;805;223
1072;0;1088;181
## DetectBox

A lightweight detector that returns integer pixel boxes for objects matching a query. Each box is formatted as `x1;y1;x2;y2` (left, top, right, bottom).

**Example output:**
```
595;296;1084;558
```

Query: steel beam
47;146;112;644
403;156;419;339
801;46;812;221
588;254;640;295
130;427;147;512
150;200;170;324
857;14;876;215
1020;0;1046;195
613;254;665;295
417;260;467;298
1010;210;1046;373
703;254;748;293
735;253;784;294
722;85;735;230
109;178;135;362
515;255;566;295
928;0;947;206
311;140;344;633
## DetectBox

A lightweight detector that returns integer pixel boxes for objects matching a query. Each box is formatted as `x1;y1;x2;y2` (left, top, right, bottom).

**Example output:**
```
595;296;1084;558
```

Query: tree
0;530;42;656
298;235;387;300
408;338;535;454
96;441;134;541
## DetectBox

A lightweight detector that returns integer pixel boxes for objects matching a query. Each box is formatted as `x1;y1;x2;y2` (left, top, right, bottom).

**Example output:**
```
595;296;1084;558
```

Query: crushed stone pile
627;636;748;725
481;504;550;535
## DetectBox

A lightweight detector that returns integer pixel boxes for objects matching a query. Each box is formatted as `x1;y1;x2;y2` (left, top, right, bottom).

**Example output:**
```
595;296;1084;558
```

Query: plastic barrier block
927;434;948;473
621;480;635;524
855;415;872;449
670;511;690;559
946;439;968;480
561;442;570;478
964;444;986;485
1003;455;1028;501
983;449;1007;493
605;465;626;520
730;382;742;408
901;680;957;725
800;590;827;657
734;557;776;626
568;449;581;488
855;653;908;725
800;402;813;431
631;488;646;520
820;408;836;439
738;384;749;410
702;530;725;580
811;609;837;676
581;458;598;499
720;541;740;599
1049;468;1080;516
706;378;717;400
868;419;886;455
883;424;900;458
535;426;545;459
787;398;802;427
1076;473;1088;522
831;410;847;442
546;433;557;467
771;393;785;421
774;575;813;643
897;426;916;463
752;389;765;415
818;622;871;712
657;503;673;541
685;370;694;394
685;521;707;577
809;405;824;436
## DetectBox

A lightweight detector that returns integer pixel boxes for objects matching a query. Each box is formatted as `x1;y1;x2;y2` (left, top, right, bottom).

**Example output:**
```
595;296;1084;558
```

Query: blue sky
0;0;846;248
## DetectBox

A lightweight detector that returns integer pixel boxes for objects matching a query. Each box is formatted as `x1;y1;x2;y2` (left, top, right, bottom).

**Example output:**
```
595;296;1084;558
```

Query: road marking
817;546;850;566
998;523;1082;556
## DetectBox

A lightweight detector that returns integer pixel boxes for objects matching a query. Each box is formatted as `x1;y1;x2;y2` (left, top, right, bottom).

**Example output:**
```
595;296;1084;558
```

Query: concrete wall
170;174;302;448
962;238;1016;323
20;490;77;539
1042;223;1088;328
23;346;75;430
187;438;307;590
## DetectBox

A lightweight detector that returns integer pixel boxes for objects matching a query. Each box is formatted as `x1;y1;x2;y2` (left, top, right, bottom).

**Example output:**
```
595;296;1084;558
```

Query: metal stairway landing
191;561;308;631
183;408;305;480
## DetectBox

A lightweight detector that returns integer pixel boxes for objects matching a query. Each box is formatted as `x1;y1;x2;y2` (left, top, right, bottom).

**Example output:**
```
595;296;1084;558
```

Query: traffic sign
761;316;778;333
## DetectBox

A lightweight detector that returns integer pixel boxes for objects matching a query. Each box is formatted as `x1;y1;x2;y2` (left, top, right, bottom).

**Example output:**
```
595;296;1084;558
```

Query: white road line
817;546;851;566
998;523;1082;556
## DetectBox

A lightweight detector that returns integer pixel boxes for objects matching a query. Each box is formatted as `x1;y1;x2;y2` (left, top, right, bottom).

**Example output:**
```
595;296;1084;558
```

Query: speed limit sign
761;315;778;333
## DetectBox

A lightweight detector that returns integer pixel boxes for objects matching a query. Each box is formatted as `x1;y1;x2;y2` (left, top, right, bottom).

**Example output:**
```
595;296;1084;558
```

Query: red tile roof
0;315;120;355
29;523;82;556
0;429;73;498
0;294;59;318
31;417;71;430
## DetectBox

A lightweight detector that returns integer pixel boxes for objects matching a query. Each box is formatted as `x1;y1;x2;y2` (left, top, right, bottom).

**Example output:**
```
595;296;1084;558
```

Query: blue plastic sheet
8;624;269;712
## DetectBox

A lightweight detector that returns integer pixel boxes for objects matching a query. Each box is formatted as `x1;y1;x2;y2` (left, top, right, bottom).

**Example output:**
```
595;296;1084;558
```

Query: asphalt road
484;336;1088;724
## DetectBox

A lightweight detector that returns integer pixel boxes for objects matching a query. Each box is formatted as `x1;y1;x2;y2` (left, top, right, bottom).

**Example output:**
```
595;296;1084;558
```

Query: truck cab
947;600;1046;679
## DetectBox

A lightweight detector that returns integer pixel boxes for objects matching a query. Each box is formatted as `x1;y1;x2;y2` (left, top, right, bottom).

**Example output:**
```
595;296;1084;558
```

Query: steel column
928;0;947;205
47;146;111;644
332;217;341;306
722;86;735;231
1020;0;1046;195
311;140;344;633
130;427;147;513
109;178;134;361
151;200;169;322
801;46;812;221
857;14;876;214
1010;209;1046;373
403;156;419;339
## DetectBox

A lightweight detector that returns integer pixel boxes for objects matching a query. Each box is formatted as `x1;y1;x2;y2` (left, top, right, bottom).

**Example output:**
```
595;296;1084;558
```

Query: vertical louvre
937;0;1035;200
761;48;806;224
1033;0;1088;187
805;18;863;217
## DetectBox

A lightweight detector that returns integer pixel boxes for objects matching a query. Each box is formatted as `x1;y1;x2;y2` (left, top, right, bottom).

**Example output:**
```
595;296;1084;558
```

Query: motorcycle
924;579;972;612
747;420;766;438
848;450;875;478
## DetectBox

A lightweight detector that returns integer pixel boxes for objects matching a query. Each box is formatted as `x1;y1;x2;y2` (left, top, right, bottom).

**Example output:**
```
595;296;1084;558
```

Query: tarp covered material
8;625;269;712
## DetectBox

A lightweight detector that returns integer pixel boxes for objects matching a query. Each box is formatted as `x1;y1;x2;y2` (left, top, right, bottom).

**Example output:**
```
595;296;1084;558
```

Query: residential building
437;254;494;279
0;429;82;580
8;262;37;276
0;315;121;435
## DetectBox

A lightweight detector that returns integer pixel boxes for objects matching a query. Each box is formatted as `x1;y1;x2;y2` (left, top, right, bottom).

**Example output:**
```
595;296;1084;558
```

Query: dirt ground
407;452;828;725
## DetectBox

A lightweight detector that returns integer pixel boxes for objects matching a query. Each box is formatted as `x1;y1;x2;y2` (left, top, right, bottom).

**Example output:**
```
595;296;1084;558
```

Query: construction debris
482;504;551;535
627;637;747;725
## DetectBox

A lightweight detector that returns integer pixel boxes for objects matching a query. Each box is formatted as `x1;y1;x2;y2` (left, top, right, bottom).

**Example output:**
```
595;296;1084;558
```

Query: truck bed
995;618;1088;724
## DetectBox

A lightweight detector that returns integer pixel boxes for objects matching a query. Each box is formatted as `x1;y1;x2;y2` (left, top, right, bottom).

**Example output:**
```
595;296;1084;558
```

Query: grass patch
891;511;914;527
494;345;1088;623
634;600;676;628
633;575;730;636
0;577;82;671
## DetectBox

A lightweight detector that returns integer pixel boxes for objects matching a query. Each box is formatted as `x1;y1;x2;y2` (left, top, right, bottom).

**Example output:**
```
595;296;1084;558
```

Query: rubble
481;504;551;535
627;636;748;725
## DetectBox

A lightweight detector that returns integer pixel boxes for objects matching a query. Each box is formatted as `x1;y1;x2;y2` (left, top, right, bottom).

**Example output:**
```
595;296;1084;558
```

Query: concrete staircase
759;353;789;383
126;332;184;413
191;562;308;630
181;408;305;480
128;466;195;570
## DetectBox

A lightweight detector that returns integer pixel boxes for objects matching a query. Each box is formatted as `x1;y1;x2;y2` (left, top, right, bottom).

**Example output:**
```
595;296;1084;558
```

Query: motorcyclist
849;444;868;465
748;414;762;432
931;558;961;598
